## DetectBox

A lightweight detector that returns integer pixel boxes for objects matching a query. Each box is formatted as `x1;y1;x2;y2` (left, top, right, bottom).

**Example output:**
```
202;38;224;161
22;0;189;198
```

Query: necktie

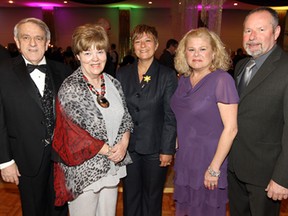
238;59;256;95
27;64;47;73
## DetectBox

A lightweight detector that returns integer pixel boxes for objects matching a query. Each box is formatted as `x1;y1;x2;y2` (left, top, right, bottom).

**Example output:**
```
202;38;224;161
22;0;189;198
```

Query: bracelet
208;166;221;177
106;146;112;156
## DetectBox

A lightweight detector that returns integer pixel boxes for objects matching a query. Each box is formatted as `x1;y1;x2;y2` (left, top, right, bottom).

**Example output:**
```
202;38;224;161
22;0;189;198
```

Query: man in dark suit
228;7;288;216
0;17;70;216
159;38;178;72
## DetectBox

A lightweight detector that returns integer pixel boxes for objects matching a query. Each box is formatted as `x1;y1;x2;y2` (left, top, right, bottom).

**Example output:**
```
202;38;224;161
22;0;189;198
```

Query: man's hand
265;180;288;200
1;163;21;185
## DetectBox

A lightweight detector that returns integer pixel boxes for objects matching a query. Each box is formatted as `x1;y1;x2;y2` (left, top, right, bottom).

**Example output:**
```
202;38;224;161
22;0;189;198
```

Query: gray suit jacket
228;45;288;188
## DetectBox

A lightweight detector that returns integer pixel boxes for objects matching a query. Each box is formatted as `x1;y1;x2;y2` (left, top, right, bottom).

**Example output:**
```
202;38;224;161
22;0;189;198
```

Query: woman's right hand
108;131;130;163
98;143;124;163
204;168;219;190
108;143;127;163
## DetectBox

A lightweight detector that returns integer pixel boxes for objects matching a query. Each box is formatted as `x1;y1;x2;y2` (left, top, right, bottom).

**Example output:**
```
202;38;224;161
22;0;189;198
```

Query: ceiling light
69;0;125;4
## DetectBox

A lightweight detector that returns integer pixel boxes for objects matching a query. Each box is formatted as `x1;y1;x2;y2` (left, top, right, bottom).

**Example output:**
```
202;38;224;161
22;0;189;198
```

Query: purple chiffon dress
170;70;239;216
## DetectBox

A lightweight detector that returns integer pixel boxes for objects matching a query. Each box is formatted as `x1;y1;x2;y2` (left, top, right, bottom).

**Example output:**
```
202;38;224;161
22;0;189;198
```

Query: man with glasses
0;17;71;216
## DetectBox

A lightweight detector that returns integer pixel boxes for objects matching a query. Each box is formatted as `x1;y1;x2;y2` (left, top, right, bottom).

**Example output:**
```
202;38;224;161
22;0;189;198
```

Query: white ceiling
0;0;258;10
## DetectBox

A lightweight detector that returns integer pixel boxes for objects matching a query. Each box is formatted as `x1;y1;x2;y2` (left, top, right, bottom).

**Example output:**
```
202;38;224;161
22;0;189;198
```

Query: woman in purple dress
170;28;239;216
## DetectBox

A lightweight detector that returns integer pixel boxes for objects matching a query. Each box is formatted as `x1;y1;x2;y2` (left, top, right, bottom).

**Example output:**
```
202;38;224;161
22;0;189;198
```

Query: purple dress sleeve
215;72;239;104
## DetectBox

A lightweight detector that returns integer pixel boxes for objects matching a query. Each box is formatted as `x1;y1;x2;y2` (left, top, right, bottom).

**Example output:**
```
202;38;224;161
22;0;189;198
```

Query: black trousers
228;170;280;216
123;152;168;216
18;145;68;216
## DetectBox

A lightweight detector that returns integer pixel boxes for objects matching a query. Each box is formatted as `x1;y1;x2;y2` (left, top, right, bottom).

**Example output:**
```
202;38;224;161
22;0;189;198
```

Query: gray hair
245;7;279;29
14;17;51;41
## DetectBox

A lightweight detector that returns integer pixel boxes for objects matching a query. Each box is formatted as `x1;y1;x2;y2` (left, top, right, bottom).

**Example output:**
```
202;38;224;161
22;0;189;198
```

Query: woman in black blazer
117;24;178;216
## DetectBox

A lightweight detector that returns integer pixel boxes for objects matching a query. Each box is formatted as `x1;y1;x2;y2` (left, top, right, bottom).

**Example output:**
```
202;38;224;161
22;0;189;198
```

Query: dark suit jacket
159;50;175;70
228;45;288;188
0;55;71;177
117;59;177;155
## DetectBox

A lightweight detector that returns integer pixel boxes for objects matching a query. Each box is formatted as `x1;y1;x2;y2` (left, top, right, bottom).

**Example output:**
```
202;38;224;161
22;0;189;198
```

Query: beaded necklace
83;73;110;108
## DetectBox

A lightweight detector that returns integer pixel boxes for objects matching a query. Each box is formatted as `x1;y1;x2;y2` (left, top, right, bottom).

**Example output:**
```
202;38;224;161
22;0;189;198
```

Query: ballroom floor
0;179;176;216
1;173;288;216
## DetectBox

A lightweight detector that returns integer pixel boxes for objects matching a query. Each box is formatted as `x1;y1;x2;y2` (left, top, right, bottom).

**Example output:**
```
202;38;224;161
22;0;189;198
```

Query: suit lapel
46;63;57;98
13;56;43;110
138;59;159;91
239;46;281;100
127;60;160;96
131;62;141;89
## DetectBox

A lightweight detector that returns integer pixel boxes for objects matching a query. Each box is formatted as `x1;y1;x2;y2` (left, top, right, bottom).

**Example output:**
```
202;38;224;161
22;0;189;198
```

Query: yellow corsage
143;75;151;83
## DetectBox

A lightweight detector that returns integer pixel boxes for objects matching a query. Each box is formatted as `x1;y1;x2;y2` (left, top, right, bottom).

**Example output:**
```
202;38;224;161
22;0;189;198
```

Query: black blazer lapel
132;62;141;89
13;56;43;110
139;59;159;91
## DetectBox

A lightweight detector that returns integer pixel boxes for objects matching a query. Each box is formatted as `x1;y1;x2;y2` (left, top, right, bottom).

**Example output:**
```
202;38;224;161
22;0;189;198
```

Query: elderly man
0;17;71;216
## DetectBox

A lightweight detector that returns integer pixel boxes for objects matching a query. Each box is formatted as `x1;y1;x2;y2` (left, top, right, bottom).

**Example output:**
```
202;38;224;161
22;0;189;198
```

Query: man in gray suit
228;7;288;216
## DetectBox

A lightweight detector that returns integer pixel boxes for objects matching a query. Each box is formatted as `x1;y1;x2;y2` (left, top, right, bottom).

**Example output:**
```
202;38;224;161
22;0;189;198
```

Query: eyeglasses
19;35;45;43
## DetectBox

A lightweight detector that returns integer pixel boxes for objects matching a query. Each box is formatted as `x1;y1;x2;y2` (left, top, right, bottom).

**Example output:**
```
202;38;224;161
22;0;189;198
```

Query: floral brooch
143;75;151;83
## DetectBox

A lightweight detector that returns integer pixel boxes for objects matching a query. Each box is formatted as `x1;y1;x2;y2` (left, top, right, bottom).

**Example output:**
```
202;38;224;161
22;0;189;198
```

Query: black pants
228;170;280;216
18;146;68;216
123;152;168;216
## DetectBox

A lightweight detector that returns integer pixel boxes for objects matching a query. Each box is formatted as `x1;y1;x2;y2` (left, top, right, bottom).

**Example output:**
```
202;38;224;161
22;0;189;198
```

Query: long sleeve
160;69;178;154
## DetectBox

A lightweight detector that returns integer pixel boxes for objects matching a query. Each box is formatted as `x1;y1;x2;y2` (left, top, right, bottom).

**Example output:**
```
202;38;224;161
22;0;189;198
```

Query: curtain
170;0;225;38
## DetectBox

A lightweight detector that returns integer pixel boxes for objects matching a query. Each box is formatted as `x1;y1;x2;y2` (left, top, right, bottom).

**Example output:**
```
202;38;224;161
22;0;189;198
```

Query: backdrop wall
0;7;252;59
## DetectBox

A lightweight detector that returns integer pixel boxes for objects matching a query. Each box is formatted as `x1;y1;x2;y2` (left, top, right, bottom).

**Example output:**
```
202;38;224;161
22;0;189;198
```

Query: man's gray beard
245;45;263;58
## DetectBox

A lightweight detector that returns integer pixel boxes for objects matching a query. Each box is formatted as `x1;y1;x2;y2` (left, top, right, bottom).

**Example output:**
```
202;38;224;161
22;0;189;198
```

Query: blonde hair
72;24;109;55
175;27;231;77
